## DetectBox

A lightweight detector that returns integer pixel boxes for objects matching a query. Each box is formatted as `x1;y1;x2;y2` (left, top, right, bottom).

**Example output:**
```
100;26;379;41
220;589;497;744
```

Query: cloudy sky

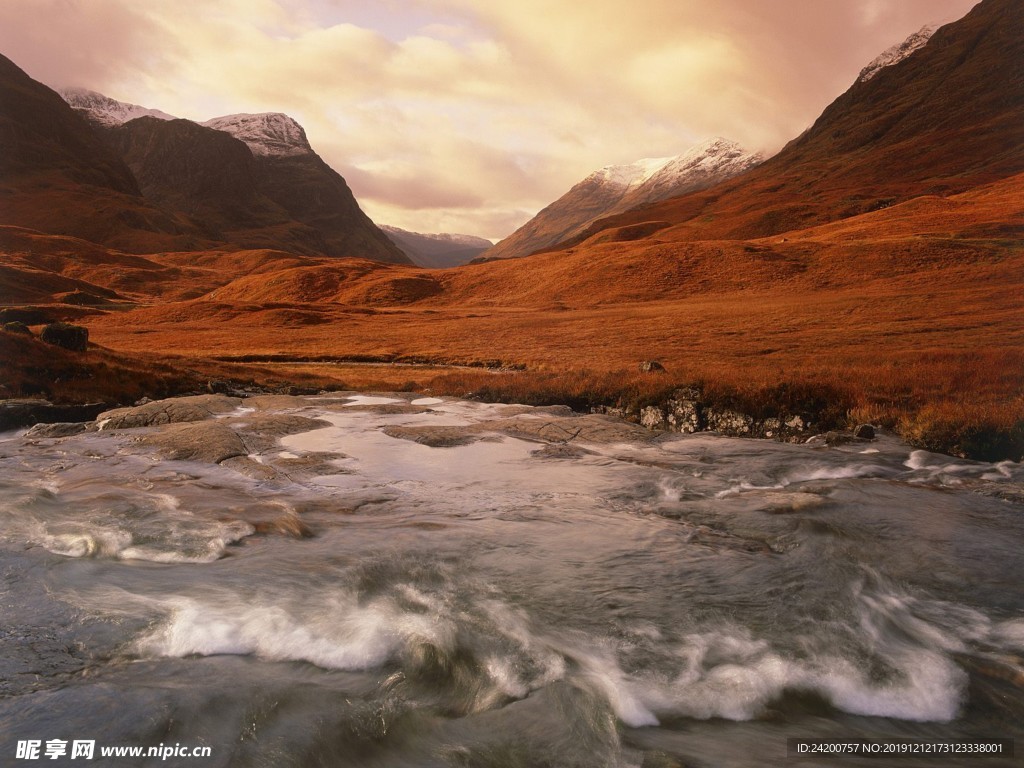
0;0;977;240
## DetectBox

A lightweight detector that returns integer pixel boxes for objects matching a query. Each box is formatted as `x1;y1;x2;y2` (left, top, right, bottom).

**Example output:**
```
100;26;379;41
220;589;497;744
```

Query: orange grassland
3;174;1023;455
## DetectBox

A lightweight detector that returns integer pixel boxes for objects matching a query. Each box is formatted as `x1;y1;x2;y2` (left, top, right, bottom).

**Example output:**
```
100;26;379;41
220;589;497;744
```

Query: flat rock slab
380;412;654;448
328;403;432;415
489;413;654;445
23;422;91;439
382;425;494;447
141;421;247;464
229;414;332;454
98;395;242;429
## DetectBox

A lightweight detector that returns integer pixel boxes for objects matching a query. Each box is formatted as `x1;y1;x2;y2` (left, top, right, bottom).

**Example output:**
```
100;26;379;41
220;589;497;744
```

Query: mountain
381;225;493;268
53;89;409;263
202;113;312;157
60;87;176;128
857;25;935;82
0;53;187;251
567;0;1024;245
481;138;762;261
197;112;410;263
104;117;301;236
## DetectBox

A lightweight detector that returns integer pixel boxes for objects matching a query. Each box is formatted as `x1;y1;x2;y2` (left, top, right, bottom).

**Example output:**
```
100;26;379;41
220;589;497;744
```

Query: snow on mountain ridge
591;156;674;188
858;25;936;82
201;113;313;157
59;87;177;127
627;137;763;203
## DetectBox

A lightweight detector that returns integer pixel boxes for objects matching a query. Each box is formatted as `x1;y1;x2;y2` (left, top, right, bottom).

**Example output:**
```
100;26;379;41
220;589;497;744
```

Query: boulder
40;322;88;352
638;360;666;373
665;395;701;433
640;405;667;430
854;424;876;439
705;407;754;435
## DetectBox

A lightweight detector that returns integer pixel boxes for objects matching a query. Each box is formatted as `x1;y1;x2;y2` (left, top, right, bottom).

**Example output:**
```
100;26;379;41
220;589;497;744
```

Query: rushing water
1;393;1022;767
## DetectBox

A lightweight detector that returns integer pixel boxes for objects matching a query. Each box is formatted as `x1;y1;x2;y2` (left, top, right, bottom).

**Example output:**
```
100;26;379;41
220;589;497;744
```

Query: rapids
1;393;1021;766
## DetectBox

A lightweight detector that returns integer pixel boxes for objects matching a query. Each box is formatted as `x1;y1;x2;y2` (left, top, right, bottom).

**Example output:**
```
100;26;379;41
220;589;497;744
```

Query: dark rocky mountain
100;115;409;261
483;138;761;261
381;225;492;268
1;58;409;262
567;0;1024;245
0;53;187;251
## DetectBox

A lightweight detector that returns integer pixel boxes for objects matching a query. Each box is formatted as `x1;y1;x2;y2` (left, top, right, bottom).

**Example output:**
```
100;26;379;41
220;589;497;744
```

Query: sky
0;0;979;241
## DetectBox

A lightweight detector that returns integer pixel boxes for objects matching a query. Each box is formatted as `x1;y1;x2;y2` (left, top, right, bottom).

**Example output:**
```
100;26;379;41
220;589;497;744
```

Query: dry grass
3;177;1021;458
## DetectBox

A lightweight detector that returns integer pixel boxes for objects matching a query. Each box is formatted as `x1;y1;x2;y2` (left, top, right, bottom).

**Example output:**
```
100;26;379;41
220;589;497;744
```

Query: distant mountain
60;87;177;128
51;88;409;263
567;0;1024;245
482;138;762;260
381;225;492;268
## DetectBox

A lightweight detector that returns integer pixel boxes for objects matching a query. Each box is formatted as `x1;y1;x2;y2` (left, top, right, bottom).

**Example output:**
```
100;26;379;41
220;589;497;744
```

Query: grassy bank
4;327;1020;460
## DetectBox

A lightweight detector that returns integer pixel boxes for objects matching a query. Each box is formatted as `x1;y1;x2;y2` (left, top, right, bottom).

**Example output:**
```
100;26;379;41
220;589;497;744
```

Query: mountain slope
381;225;492;268
0;53;187;250
198;112;411;263
569;0;1024;245
52;88;410;263
483;138;761;261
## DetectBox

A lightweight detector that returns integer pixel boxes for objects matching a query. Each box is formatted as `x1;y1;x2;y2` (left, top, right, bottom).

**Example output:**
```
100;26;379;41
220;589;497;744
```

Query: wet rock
274;452;348;477
640;405;667;430
219;455;279;480
665;392;701;433
207;379;231;394
854;423;876;439
824;430;859;446
141;421;246;463
229;415;331;452
638;360;666;373
530;443;594;459
98;395;241;429
382;425;485;447
705;407;753;435
40;322;88;352
24;422;90;438
253;514;314;538
331;403;431;415
493;413;653;444
756;491;828;514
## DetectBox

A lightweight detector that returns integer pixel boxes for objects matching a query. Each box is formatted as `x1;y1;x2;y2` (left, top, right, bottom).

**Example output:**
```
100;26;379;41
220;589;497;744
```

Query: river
1;393;1022;766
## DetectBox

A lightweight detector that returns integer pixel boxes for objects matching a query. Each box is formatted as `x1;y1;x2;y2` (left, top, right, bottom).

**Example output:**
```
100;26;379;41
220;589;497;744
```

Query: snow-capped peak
641;138;762;186
858;25;935;82
201;113;313;157
590;156;674;188
59;87;177;127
